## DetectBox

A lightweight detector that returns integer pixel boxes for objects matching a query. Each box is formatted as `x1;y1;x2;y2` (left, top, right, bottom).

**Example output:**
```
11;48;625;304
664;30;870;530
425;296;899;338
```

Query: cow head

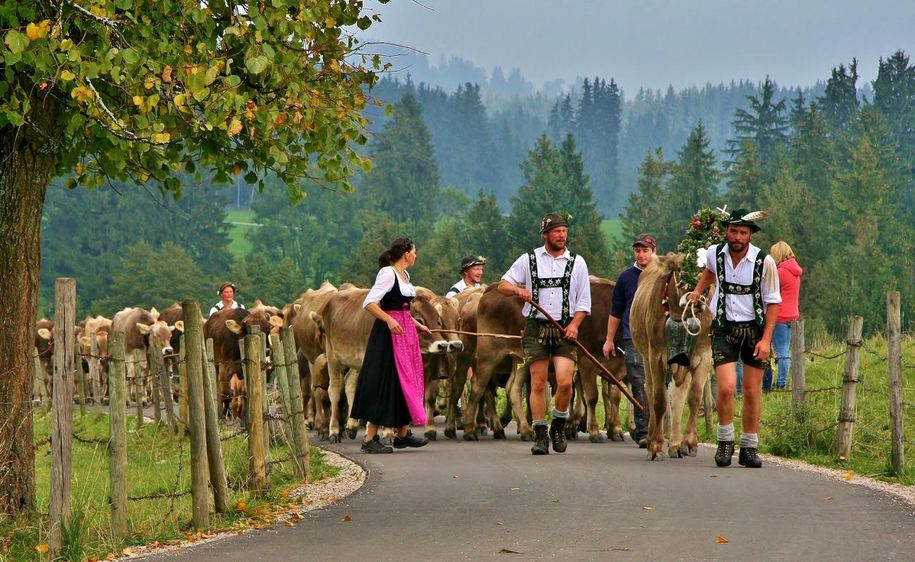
434;298;464;353
136;320;176;355
225;310;284;367
410;293;452;355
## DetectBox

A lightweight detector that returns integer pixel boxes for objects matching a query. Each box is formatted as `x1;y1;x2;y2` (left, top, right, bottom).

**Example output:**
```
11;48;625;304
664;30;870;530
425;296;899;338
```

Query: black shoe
738;447;763;468
715;440;735;467
549;417;567;453
361;435;393;454
531;425;549;455
393;430;428;449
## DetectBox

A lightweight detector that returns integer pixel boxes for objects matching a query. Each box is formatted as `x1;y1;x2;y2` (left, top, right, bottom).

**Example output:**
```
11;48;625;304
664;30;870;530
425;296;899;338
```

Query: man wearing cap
499;212;591;455
446;256;486;298
686;209;780;469
209;282;246;318
602;233;656;447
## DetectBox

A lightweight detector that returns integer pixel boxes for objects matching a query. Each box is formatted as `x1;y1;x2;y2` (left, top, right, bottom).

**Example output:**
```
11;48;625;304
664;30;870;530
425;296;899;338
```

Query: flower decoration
676;207;730;288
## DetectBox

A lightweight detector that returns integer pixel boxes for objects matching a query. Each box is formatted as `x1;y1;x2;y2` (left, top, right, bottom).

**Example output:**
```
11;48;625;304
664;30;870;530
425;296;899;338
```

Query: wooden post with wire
886;292;905;476
791;319;806;410
89;333;103;416
245;333;268;494
282;327;309;479
49;278;76;552
202;337;229;513
179;334;188;428
133;349;144;430
835;316;863;460
182;300;210;529
148;341;162;426
108;331;129;539
74;342;87;415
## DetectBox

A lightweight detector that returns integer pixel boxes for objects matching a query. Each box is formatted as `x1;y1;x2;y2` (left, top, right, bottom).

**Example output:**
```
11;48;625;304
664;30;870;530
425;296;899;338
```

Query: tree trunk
0;99;61;515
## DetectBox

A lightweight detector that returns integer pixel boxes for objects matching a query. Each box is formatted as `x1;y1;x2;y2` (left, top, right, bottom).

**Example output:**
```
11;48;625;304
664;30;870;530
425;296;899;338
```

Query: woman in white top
351;238;432;454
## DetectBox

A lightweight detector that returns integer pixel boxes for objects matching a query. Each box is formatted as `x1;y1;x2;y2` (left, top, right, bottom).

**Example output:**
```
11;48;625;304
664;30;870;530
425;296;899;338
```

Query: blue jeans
772;322;792;388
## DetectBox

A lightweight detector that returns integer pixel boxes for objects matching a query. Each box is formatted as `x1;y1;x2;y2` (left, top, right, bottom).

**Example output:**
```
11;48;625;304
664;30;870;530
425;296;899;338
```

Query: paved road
142;430;915;561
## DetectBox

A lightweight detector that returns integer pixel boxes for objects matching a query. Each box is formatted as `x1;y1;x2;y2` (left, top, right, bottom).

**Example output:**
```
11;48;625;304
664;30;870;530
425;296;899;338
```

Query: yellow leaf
715;535;729;544
70;86;94;103
26;21;50;41
122;547;135;555
236;500;247;511
325;16;336;28
60;70;75;81
274;113;287;125
843;470;854;481
35;544;50;553
342;514;352;522
642;505;654;510
106;553;117;560
152;132;171;144
132;95;145;107
74;163;84;175
162;65;173;83
228;118;242;137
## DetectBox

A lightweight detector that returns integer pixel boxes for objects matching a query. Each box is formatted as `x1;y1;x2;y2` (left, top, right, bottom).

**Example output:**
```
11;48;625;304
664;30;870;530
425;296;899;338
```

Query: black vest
526;250;577;325
713;244;768;327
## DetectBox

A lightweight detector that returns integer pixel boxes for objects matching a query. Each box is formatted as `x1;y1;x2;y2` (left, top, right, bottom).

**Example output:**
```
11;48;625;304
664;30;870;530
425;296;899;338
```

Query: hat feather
740;210;768;222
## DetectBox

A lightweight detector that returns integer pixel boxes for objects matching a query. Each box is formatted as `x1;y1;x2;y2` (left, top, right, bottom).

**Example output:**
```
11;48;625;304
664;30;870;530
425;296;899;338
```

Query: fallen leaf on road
122;547;135;556
843;470;854;481
510;487;520;491
498;548;520;554
642;506;654;510
452;475;460;479
715;535;729;544
496;522;503;526
825;496;833;500
342;514;352;522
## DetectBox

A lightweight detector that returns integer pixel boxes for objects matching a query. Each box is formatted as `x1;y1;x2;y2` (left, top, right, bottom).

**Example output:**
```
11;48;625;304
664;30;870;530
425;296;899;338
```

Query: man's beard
727;239;746;253
546;239;566;252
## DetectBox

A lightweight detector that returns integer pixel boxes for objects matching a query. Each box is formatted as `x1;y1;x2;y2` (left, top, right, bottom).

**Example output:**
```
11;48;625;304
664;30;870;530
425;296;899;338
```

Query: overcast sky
361;0;915;94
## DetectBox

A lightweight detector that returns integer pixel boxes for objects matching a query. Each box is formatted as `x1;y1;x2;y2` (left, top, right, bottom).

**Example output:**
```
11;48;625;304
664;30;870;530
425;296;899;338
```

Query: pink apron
388;307;427;425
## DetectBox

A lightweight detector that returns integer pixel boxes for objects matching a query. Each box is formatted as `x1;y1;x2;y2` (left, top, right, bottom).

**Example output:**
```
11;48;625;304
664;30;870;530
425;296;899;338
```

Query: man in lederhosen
686;209;780;468
499;212;591;455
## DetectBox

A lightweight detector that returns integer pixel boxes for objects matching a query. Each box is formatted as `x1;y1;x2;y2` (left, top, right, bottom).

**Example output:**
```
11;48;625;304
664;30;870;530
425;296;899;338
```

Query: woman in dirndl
352;238;431;454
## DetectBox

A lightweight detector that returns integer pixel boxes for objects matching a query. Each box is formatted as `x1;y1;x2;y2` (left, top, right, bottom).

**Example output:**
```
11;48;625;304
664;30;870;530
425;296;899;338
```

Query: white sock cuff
552;408;569;419
740;432;759;448
718;423;735;442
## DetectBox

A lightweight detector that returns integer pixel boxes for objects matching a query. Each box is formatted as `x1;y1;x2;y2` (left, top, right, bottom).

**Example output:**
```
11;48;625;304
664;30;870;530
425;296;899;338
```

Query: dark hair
378;238;414;268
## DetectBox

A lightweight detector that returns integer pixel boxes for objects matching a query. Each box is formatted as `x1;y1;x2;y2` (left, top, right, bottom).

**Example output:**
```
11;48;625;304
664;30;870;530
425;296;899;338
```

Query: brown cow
291;282;340;439
78;315;113;403
111;307;178;404
315;286;455;443
630;253;713;459
204;306;283;425
34;319;54;401
416;288;464;441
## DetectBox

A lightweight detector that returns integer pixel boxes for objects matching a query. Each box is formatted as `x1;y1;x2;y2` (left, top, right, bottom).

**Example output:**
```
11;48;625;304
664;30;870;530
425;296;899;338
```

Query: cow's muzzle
428;341;449;354
447;340;464;353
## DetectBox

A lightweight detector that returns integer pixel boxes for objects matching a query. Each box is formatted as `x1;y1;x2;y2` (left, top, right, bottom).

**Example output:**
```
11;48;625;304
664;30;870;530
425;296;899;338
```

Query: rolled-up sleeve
501;254;529;288
363;267;395;308
761;256;782;305
571;256;591;314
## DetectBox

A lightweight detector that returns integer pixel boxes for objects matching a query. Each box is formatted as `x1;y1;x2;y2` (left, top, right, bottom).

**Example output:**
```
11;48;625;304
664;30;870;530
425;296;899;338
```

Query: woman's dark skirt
350;318;412;428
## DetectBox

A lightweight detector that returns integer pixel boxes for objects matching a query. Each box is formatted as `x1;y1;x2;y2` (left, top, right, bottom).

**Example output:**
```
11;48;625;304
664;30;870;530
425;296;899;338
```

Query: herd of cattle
33;256;713;458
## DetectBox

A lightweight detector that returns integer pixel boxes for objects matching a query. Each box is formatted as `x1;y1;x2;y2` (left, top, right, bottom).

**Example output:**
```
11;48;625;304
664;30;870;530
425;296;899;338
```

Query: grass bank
2;410;339;561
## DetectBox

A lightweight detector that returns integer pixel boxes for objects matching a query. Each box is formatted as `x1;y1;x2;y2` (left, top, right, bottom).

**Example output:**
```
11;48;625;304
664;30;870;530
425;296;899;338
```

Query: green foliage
676;208;728;289
727;76;790;175
2;0;384;195
229;254;304;307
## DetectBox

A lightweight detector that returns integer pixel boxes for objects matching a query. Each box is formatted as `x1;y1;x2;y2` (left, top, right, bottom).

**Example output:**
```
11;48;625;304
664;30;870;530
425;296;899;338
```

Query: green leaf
269;145;289;164
4;30;29;55
121;48;140;65
4;110;24;126
245;55;270;75
192;87;210;102
244;171;258;184
224;75;241;88
356;16;371;30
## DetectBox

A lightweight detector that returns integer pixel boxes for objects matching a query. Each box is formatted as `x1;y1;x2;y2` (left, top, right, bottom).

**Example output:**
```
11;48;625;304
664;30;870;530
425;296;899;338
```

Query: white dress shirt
705;243;781;322
363;266;417;308
502;246;591;320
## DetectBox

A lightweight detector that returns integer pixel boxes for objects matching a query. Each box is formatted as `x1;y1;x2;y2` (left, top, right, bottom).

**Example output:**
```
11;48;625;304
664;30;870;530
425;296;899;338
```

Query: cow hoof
424;430;437;441
493;428;506;440
329;434;342;444
319;435;330;442
346;427;358;440
608;431;624;442
444;428;456;439
648;450;665;461
463;432;479;442
565;428;578;440
684;444;698;457
519;431;534;442
668;446;684;459
478;427;488;436
589;433;606;444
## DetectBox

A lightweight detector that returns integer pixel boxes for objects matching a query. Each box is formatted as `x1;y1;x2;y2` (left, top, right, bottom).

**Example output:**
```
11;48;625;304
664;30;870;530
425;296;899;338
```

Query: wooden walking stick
525;299;643;412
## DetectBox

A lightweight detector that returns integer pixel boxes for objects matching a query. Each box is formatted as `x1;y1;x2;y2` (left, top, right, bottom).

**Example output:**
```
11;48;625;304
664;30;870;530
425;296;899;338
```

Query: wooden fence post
148;342;162;426
133;349;144;431
182;301;210;529
203;337;229;514
179;334;188;428
89;333;103;416
245;334;267;494
791;319;806;411
282;327;309;479
75;342;87;415
886;292;905;476
108;331;129;539
49;278;75;552
835;316;863;460
155;346;177;435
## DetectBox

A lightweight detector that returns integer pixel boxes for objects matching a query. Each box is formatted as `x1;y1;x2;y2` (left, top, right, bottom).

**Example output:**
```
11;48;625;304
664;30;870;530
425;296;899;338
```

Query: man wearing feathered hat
499;212;591;455
445;256;486;298
686;208;781;469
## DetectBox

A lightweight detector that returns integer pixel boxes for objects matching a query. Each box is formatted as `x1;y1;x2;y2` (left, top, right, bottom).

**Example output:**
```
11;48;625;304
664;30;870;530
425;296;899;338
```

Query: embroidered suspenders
526;250;577;325
714;244;768;327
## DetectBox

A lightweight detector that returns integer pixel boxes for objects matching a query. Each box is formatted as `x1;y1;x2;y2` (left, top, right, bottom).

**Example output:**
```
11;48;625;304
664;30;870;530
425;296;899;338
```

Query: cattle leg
682;352;711;457
444;363;469;439
645;353;669;461
325;345;346;443
424;378;440;441
483;384;505;439
667;366;690;458
578;367;605;443
343;368;360;440
602;382;624;441
507;363;533;441
462;357;497;441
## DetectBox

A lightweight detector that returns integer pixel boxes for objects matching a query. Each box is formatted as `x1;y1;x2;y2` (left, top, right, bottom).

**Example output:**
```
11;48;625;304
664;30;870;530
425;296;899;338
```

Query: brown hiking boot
531;425;549;455
738;447;763;468
714;440;735;467
549;417;567;453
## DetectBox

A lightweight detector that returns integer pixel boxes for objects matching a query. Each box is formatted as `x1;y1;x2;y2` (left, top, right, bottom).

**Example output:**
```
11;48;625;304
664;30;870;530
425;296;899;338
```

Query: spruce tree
727;77;789;178
819;60;860;132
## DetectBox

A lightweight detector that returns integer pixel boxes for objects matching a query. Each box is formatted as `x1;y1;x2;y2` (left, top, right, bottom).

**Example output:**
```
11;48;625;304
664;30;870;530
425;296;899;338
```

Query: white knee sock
718;423;735;442
740;432;758;448
552;408;569;419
